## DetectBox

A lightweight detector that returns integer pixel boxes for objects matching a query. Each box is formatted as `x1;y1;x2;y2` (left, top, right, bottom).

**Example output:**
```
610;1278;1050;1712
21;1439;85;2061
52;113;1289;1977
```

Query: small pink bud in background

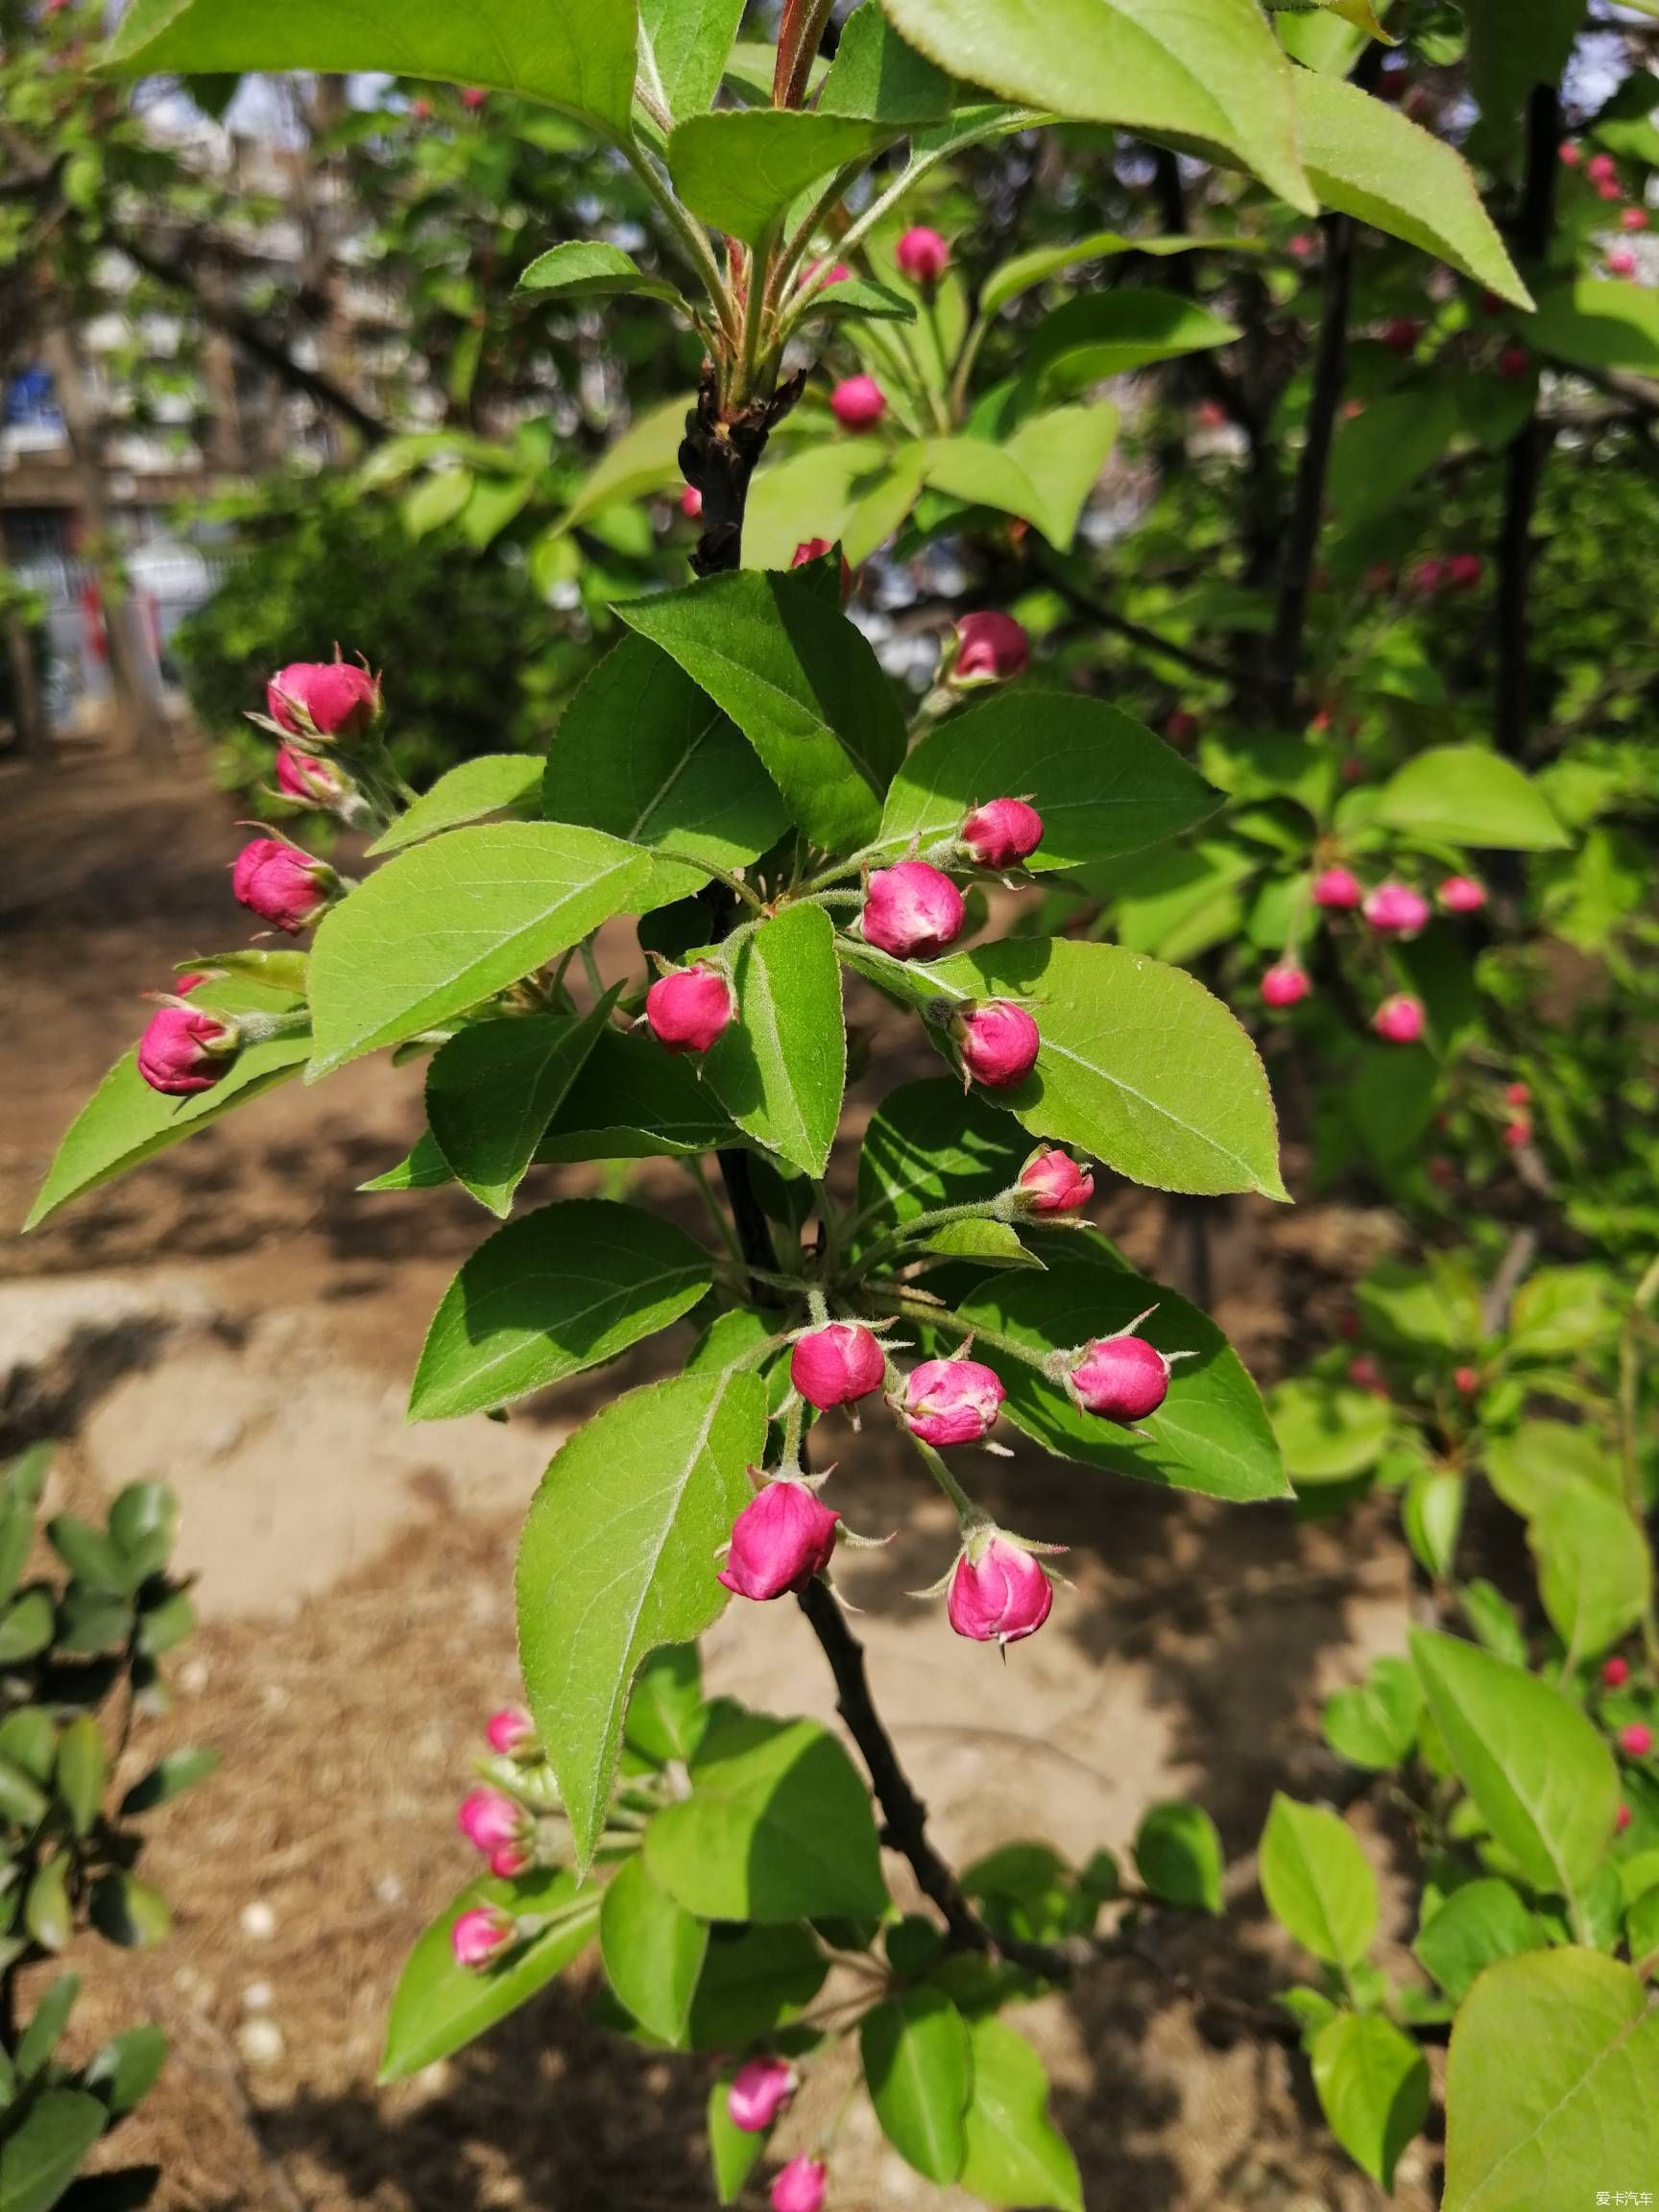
957;998;1040;1089
1348;1355;1385;1393
1193;398;1227;429
1287;233;1317;261
1560;142;1583;168
961;797;1043;868
1504;1080;1530;1106
1619;1723;1653;1758
1443;553;1484;589
1453;1365;1479;1396
1606;246;1639;276
409;97;432;122
791;1323;885;1409
951;611;1030;685
1588;152;1618;184
1497;344;1531;380
461;85;487;109
896;226;950;284
1069;1334;1173;1423
792;538;854;602
770;2157;828;2212
451;1906;516;1970
1411;557;1446;596
1598;177;1624;203
718;1479;839;1601
862;861;964;960
903;1358;1004;1448
645;962;734;1054
1623;206;1649;232
948;1535;1053;1647
1604;1656;1631;1688
1261;961;1311;1011
489;1844;530;1878
1429;1156;1455;1189
232;838;335;935
680;485;703;520
1437;875;1486;915
1618;1802;1633;1831
485;1705;536;1757
1166;709;1199;742
830;374;886;432
275;744;351;809
804;258;851;290
457;1788;526;1858
1373;994;1426;1045
1312;866;1362;911
728;2056;797;2133
136;1004;239;1095
1016;1149;1094;1214
1381;316;1424;355
267;660;379;741
1503;1119;1532;1150
1363;881;1431;936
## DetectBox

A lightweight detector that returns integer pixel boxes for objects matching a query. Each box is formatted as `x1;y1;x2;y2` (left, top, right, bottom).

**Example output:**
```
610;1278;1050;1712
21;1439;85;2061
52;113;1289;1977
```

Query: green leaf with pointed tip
105;0;640;138
409;1198;712;1421
798;275;919;325
688;1923;828;2052
1310;2013;1430;2191
856;1078;1029;1232
1134;1800;1224;1913
707;2073;764;2203
703;903;844;1180
90;1872;172;1948
820;2;953;120
959;2014;1082;2212
559;395;695;535
1530;1478;1651;1662
1323;1655;1422;1769
0;2088;107;2212
1531;276;1659;375
423;998;615;1217
1375;744;1569;852
56;1717;106;1839
641;0;746;120
517;1370;768;1870
26;1857;72;1953
861;1987;974;2184
1021;292;1241;395
85;2021;167;2116
517;241;688;308
1413;1878;1546;2002
1260;1795;1378;1967
982;230;1255;318
360;1130;457;1192
1000;401;1120;550
119;1746;222;1817
1292;70;1532;307
666;108;894;242
379;1867;600;2082
599;1854;707;2047
537;1026;745;1162
305;824;650;1075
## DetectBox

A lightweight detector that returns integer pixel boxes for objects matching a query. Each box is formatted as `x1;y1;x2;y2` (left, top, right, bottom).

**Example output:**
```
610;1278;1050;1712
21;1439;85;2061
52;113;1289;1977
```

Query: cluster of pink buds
902;1355;1006;1447
485;1703;538;1758
231;837;339;935
790;1322;886;1410
961;796;1043;867
1261;960;1311;1012
1411;553;1483;596
457;1787;533;1879
952;998;1040;1090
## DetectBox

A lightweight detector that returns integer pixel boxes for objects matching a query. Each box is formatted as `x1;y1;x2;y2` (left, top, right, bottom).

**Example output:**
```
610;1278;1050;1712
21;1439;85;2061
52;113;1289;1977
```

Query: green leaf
666;109;893;243
958;2013;1083;2212
875;694;1215;871
820;2;953;120
1310;2012;1430;2191
706;2088;763;2204
1291;69;1532;308
1270;0;1397;38
89;1873;171;1949
860;1988;974;2184
952;1239;1288;1503
25;1856;73;1953
105;0;640;138
424;1000;613;1218
15;1976;79;2082
305;824;651;1074
877;0;1312;212
703;903;845;1180
1484;1420;1622;1522
624;1645;706;1766
55;1717;106;1839
45;1518;128;1597
1020;292;1241;395
1461;0;1592;135
517;241;686;308
1413;1878;1546;2002
0;1590;55;1664
546;634;788;902
118;1747;222;1817
0;1758;49;1829
1259;1794;1378;1968
378;1868;600;2082
981;230;1253;318
0;1709;56;1786
1530;1479;1652;1663
517;1371;768;1869
1133;1800;1223;1913
0;2089;107;2212
1000;401;1121;550
360;1130;457;1192
641;0;746;120
1443;1951;1659;2212
687;1922;828;2051
367;757;543;857
537;1026;743;1161
1374;744;1569;852
618;569;906;851
856;1078;1029;1232
84;2022;167;2117
556;394;693;538
1268;1379;1392;1485
1323;1655;1422;1769
25;981;310;1231
0;1502;32;1609
1531;276;1659;376
599;1853;707;2046
108;1481;177;1582
1410;1628;1620;1903
408;1198;712;1421
644;1713;888;1923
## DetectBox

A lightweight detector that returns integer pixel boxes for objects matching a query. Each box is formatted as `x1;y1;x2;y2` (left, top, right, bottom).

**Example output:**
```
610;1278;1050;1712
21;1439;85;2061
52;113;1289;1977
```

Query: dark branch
1031;548;1238;685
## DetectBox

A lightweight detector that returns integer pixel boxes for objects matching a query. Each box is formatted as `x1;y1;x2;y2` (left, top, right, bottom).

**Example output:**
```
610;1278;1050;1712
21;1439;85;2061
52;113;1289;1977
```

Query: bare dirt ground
1;749;1432;2211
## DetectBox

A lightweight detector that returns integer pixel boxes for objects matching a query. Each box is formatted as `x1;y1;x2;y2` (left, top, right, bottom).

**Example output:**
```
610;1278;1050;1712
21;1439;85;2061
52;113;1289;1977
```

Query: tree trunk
2;600;47;762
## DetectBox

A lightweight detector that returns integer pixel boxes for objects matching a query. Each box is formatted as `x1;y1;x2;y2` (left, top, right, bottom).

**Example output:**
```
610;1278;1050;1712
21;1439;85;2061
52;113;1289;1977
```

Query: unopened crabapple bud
791;538;854;602
1503;1081;1530;1106
1016;1149;1094;1214
1437;875;1486;915
862;861;964;960
790;1323;886;1410
1503;1119;1532;1150
1560;142;1583;168
680;485;703;520
1620;1723;1653;1757
456;1788;527;1859
644;962;734;1054
266;659;380;742
1373;994;1426;1045
1454;1365;1479;1396
951;611;1030;685
451;1905;517;1970
728;2056;798;2133
804;258;851;291
717;1479;839;1601
948;1533;1053;1647
1312;865;1362;911
1166;708;1199;742
1606;246;1639;277
276;744;353;809
232;839;337;935
461;85;487;109
1623;206;1648;232
1618;1802;1633;1831
1068;1334;1174;1424
896;225;950;284
1588;153;1618;184
1603;1656;1630;1688
1497;344;1531;380
830;374;886;432
955;998;1040;1089
961;797;1043;868
770;2157;828;2212
1363;881;1431;936
1381;316;1424;355
485;1704;536;1756
1349;1355;1385;1394
1443;553;1484;589
902;1357;1004;1447
1262;960;1311;1010
175;972;207;995
136;1004;240;1095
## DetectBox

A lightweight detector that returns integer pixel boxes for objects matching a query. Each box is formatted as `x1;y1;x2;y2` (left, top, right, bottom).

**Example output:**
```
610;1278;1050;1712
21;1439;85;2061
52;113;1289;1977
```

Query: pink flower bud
804;258;851;290
1453;1365;1479;1396
275;743;352;809
1443;553;1484;590
1503;1080;1530;1106
489;1844;531;1878
1016;1149;1094;1214
951;611;1030;686
1560;142;1583;168
792;539;854;603
451;1905;517;1970
1287;232;1317;261
1412;557;1446;596
1068;1334;1172;1423
174;972;208;995
136;1004;239;1095
457;1788;527;1857
485;1704;536;1756
645;962;734;1054
1620;1723;1653;1758
461;85;487;109
1606;246;1639;276
862;861;964;960
1588;153;1618;184
1362;881;1431;936
830;374;886;432
961;797;1043;868
1373;994;1426;1045
1348;1355;1385;1395
409;97;432;122
896;225;950;285
266;660;380;742
770;2157;828;2212
1261;961;1310;1011
1618;1801;1633;1831
1497;344;1531;380
231;838;335;935
680;485;703;520
1503;1119;1532;1150
1381;316;1424;355
1166;709;1199;742
902;1358;1004;1448
718;1479;839;1601
1623;206;1648;232
790;1323;885;1410
956;999;1040;1090
948;1534;1053;1647
1312;866;1362;911
1604;1657;1631;1688
728;2056;797;2133
1437;875;1486;915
